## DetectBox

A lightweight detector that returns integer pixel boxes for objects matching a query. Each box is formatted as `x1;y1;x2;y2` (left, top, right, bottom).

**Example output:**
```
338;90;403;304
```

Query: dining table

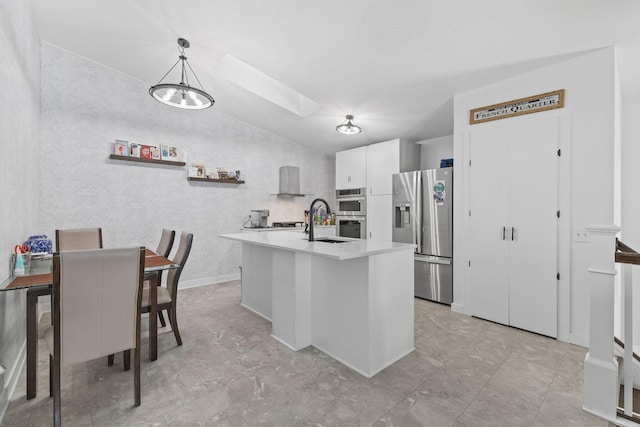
0;247;178;400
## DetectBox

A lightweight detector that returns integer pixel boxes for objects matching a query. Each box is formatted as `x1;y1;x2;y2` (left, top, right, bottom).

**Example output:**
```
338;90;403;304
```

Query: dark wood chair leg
123;350;131;371
49;354;53;397
168;308;182;346
107;354;115;366
53;354;61;427
26;287;48;400
134;345;141;406
158;310;167;328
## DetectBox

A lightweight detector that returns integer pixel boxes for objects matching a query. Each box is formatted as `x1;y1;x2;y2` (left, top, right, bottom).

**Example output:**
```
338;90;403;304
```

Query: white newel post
583;225;620;421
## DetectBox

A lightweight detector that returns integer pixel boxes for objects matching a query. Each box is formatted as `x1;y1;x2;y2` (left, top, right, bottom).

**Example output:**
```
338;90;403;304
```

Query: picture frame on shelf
114;140;129;156
130;142;141;157
150;145;161;160
161;144;178;161
216;167;228;179
192;164;205;178
140;145;152;159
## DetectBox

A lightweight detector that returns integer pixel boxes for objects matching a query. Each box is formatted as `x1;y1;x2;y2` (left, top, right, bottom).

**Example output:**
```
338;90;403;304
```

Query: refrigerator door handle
415;255;452;265
502;226;506;241
415;173;422;254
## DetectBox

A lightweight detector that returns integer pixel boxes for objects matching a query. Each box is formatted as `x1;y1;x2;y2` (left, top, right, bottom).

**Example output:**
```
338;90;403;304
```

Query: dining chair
55;227;103;251
46;247;145;427
142;231;193;348
154;229;175;328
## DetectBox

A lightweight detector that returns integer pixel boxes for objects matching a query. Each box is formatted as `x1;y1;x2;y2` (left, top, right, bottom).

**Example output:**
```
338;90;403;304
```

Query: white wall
0;0;40;418
622;95;640;344
417;135;453;170
39;43;335;288
453;48;617;346
621;96;640;251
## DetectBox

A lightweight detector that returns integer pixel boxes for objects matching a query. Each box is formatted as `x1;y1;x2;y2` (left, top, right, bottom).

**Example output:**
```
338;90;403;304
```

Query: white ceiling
30;0;640;154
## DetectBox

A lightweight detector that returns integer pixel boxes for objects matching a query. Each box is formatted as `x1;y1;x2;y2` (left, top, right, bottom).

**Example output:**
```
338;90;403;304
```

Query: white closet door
468;125;510;325
507;116;558;337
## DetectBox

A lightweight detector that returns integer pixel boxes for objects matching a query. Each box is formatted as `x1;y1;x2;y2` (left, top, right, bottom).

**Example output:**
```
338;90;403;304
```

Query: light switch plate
573;228;591;243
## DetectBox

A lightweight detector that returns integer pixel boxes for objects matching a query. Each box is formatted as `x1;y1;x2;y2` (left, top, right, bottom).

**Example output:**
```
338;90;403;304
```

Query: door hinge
468;260;471;267
469;210;471;217
557;210;560;218
557;273;560;280
469;160;472;166
557;149;561;157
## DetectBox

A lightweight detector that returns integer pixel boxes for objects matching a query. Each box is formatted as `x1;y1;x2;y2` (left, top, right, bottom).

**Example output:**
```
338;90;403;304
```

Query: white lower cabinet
468;115;559;338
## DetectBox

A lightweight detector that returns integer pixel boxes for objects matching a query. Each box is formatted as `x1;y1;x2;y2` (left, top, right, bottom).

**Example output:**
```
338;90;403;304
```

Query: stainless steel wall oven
336;188;367;238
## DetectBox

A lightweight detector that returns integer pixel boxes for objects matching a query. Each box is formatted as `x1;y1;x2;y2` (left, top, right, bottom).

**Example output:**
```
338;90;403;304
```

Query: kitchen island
219;231;416;378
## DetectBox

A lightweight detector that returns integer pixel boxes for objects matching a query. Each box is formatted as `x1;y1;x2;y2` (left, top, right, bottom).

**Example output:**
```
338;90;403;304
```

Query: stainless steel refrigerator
392;168;453;304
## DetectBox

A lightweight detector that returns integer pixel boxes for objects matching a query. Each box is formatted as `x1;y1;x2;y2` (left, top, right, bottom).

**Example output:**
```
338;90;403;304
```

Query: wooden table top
3;249;176;291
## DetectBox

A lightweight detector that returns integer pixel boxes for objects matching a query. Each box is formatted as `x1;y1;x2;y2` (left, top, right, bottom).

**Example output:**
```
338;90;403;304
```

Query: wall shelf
109;154;186;166
188;177;245;184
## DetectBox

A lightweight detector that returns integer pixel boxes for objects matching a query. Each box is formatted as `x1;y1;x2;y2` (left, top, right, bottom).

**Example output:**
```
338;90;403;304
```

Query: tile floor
3;280;609;426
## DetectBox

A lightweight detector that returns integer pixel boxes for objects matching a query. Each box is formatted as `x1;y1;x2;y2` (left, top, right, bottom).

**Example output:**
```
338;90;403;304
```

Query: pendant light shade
149;38;214;110
336;115;362;135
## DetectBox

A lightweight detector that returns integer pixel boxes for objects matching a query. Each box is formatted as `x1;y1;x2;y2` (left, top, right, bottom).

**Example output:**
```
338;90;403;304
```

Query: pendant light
149;38;214;110
336;115;362;135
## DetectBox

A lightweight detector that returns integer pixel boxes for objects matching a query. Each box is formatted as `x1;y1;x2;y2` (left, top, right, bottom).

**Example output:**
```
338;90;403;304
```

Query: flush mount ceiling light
336;115;362;135
149;38;214;110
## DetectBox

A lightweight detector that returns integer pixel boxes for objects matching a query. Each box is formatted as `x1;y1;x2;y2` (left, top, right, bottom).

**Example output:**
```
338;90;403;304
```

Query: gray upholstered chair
153;229;175;328
141;232;193;348
156;229;175;258
46;247;145;427
55;227;103;251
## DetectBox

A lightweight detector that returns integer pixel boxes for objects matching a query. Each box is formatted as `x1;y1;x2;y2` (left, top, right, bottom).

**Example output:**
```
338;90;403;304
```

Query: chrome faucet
308;198;331;242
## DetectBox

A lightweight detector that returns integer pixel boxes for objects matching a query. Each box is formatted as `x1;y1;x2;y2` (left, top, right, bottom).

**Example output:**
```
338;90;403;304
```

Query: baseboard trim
178;274;241;289
451;302;465;314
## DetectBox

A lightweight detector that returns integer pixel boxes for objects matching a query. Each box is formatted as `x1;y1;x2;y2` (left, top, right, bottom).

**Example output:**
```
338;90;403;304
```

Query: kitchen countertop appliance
250;209;270;228
392;168;453;304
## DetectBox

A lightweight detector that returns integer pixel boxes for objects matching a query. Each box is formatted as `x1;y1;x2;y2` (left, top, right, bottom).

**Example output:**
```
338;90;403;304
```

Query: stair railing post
583;225;620;421
623;262;633;416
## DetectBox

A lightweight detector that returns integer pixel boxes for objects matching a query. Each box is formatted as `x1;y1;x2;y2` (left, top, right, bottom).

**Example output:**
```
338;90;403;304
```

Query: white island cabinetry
220;231;415;378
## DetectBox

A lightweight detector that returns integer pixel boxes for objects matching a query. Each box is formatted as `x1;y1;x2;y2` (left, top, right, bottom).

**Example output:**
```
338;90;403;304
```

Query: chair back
156;229;175;258
52;247;144;367
55;228;103;251
166;232;193;300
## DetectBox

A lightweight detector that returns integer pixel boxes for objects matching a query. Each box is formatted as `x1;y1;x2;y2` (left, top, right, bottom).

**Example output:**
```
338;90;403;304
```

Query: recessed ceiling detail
219;55;322;117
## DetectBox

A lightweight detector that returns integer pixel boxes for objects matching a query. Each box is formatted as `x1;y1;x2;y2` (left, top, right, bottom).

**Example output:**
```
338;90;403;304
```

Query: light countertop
220;231;416;260
241;225;335;232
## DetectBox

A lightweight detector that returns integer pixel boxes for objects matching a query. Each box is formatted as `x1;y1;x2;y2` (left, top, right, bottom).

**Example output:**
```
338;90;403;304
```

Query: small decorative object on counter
23;235;53;254
12;244;31;276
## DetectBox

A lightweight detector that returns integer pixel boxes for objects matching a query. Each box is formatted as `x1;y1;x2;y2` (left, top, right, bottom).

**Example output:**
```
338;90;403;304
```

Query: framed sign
470;89;564;125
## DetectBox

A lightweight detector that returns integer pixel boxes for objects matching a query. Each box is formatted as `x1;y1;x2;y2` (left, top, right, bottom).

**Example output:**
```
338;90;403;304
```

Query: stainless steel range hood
275;166;305;197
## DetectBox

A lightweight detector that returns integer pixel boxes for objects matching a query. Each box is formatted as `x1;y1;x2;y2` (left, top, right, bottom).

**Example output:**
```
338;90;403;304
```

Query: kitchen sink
310;237;350;244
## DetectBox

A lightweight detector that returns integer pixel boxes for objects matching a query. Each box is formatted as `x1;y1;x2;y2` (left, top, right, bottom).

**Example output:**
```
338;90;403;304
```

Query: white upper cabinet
366;139;420;196
335;146;367;189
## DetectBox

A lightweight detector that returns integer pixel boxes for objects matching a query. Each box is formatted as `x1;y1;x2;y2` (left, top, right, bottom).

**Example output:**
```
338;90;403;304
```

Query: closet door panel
468;126;510;325
507;116;559;337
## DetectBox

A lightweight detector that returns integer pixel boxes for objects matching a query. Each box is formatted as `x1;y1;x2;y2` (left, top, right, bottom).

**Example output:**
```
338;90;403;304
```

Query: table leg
26;287;50;400
150;274;157;361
